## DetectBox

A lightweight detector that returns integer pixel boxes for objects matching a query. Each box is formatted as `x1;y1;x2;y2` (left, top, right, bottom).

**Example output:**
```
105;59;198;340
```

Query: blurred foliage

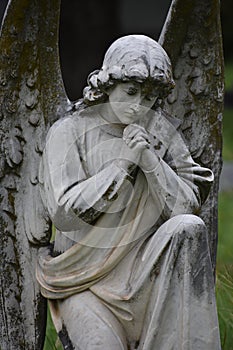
216;266;233;350
218;191;233;265
216;61;233;348
222;109;233;160
217;190;233;350
225;63;233;92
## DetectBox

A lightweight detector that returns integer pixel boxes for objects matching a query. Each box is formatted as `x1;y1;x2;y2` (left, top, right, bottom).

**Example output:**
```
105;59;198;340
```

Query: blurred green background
216;64;233;349
216;0;233;340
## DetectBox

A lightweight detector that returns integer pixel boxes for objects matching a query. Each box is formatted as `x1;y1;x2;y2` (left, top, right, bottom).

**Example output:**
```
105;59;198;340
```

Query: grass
43;308;63;350
216;266;233;350
217;190;233;349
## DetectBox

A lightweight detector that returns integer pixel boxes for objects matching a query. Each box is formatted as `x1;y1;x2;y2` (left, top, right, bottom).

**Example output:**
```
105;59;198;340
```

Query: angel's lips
123;109;144;118
127;106;148;114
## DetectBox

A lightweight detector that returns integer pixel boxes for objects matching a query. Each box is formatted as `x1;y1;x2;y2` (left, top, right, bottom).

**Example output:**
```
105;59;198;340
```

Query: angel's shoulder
46;112;84;140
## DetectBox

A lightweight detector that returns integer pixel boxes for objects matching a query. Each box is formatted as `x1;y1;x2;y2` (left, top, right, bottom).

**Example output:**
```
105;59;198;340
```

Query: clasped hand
117;124;159;173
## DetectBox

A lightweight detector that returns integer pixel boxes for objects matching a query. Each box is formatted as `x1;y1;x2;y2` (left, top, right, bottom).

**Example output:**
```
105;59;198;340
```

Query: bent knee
172;214;205;228
163;214;206;239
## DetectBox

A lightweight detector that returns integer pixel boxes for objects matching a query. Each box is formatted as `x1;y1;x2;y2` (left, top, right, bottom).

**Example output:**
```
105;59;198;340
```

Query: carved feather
159;0;224;268
0;0;70;349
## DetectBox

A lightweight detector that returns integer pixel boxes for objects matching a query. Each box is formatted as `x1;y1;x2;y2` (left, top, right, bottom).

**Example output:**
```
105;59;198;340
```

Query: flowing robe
37;106;221;349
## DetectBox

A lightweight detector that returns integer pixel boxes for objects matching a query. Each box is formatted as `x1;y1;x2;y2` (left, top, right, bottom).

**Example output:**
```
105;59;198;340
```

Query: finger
125;129;148;142
125;135;145;146
124;133;150;146
123;128;149;145
124;123;147;135
123;124;147;138
127;139;149;149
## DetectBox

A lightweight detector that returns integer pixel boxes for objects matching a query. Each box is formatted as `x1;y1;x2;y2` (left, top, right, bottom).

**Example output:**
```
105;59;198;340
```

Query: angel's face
107;81;158;125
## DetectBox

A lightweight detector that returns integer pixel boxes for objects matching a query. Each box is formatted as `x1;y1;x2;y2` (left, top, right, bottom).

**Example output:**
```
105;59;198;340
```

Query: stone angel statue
0;0;224;349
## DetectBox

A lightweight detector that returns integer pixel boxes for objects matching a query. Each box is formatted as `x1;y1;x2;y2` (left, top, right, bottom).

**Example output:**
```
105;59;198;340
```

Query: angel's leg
50;291;128;350
139;214;221;350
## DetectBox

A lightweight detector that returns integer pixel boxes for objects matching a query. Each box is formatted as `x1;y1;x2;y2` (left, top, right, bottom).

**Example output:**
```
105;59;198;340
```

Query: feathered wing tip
0;0;70;349
159;0;224;270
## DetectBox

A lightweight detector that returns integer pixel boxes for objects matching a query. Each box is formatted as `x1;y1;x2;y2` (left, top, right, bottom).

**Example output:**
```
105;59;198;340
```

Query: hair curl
83;35;175;107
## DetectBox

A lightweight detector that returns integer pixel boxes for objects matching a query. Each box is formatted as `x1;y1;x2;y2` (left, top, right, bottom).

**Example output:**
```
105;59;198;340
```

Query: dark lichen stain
58;324;75;350
154;141;163;150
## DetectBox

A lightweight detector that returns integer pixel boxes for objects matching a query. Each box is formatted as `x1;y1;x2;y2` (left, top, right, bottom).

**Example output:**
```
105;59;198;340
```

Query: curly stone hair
83;35;175;107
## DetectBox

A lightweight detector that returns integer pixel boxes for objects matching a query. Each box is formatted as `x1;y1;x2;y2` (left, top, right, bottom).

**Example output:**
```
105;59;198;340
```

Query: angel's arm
40;117;131;231
140;131;214;218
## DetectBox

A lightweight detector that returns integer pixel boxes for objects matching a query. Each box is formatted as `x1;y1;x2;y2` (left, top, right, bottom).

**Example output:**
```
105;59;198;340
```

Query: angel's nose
130;104;141;113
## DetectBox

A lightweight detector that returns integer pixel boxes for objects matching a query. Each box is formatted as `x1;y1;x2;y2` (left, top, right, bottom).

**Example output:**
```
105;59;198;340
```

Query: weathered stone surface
36;33;222;348
159;0;224;268
0;0;70;349
0;0;223;349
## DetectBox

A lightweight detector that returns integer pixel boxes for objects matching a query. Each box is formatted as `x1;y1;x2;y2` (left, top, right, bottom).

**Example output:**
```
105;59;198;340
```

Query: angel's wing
159;0;224;270
0;0;70;349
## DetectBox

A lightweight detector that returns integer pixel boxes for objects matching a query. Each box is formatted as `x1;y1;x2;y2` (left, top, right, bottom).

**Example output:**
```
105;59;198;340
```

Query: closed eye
126;87;138;95
145;94;157;101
